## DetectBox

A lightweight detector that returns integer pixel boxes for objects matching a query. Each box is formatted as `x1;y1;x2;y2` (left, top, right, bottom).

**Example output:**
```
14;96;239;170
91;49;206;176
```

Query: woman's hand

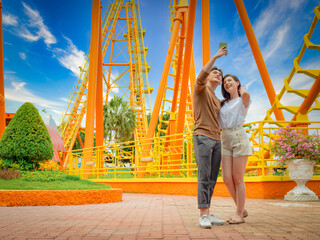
239;85;247;95
240;85;250;108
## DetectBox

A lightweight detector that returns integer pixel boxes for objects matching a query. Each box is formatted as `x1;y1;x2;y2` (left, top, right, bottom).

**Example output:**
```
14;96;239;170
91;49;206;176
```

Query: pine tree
0;102;54;170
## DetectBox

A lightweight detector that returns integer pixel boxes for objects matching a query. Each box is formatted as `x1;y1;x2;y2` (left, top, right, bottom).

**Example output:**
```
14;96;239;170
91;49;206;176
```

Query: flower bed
0;188;122;207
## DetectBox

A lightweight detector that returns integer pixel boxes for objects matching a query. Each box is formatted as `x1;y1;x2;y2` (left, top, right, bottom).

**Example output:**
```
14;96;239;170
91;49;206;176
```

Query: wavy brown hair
221;74;241;107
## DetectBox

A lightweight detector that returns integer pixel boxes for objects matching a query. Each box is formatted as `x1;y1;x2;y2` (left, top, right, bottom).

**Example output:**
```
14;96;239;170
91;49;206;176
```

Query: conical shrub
0;102;54;170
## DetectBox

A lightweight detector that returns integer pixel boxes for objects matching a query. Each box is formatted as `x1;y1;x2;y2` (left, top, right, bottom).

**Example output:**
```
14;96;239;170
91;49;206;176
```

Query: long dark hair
221;74;241;107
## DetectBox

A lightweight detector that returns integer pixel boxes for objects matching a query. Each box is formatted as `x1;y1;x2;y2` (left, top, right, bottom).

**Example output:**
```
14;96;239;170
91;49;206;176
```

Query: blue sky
3;0;320;126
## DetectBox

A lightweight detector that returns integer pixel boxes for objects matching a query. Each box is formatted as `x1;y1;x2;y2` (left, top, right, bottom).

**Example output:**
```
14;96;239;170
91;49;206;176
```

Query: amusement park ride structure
56;0;320;171
0;0;5;139
44;0;320;171
0;0;319;182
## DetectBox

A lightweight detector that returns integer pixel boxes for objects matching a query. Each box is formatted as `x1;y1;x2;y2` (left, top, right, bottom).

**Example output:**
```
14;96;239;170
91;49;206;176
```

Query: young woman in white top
218;74;252;224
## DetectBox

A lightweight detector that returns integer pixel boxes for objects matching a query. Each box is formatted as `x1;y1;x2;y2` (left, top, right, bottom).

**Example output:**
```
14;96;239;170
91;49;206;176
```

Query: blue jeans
193;135;221;209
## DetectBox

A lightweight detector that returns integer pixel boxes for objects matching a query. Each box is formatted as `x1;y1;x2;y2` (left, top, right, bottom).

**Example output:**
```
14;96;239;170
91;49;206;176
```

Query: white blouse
218;97;251;129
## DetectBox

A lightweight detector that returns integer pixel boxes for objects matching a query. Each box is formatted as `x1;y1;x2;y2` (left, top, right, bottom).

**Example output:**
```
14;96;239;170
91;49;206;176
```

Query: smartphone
219;42;227;50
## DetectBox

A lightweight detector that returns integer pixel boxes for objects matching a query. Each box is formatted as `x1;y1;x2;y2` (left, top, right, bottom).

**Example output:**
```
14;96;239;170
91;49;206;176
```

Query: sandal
226;210;248;222
229;217;245;224
243;210;248;218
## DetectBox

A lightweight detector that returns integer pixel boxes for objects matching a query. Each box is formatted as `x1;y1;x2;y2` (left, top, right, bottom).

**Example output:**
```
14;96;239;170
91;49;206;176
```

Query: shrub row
0;169;81;182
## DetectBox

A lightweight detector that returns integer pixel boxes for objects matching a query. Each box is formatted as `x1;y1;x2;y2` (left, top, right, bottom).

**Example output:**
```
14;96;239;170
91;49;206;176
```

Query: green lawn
0;179;111;190
0;169;111;190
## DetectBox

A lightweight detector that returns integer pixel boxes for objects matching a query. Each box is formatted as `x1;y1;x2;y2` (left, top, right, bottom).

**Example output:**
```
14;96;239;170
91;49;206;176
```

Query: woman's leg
221;155;237;206
232;155;248;218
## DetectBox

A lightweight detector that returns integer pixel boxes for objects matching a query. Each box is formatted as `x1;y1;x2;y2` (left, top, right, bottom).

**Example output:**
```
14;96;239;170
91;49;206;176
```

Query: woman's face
223;76;240;94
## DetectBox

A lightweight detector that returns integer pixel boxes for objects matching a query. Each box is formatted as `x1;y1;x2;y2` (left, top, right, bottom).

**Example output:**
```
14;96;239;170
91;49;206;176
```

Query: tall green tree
0;102;54;170
72;131;97;150
103;96;136;142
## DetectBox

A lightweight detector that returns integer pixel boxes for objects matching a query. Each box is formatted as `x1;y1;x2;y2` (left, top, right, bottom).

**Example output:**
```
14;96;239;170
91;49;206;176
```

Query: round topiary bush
0;102;54;170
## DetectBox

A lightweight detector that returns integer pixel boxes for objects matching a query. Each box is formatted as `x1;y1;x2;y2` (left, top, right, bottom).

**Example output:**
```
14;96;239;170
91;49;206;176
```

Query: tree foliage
0;102;54;170
103;96;136;142
72;131;97;150
147;112;170;137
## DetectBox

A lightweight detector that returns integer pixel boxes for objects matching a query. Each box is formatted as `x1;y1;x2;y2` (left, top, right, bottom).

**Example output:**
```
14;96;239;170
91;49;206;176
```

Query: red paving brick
0;193;320;239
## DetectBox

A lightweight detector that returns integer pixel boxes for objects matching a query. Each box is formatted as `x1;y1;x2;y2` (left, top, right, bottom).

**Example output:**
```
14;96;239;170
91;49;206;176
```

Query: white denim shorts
221;126;252;157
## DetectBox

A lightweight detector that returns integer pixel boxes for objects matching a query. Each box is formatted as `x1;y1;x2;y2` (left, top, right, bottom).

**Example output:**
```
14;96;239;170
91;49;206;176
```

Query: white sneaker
199;215;212;229
208;214;225;225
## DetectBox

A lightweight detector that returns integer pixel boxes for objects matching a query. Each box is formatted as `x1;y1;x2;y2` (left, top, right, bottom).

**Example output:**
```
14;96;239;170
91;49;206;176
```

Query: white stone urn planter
284;159;319;201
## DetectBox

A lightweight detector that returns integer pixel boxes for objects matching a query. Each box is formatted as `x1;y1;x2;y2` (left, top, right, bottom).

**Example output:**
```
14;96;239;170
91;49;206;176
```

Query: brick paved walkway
1;193;319;240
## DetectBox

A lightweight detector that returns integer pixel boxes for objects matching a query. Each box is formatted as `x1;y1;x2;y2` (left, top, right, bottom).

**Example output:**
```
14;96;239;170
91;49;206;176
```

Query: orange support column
96;2;103;148
176;0;197;135
165;12;187;175
96;2;104;174
168;12;186;137
190;49;196;94
77;132;84;149
291;74;320;133
172;0;197;175
234;0;285;121
83;0;101;175
138;9;184;177
140;11;183;163
294;74;320;118
145;11;183;141
201;0;210;66
0;0;5;138
105;40;115;105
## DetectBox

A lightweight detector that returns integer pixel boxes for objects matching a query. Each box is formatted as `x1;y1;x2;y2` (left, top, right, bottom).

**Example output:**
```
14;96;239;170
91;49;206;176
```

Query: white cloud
263;24;290;61
253;0;264;10
2;13;18;26
5;79;64;109
245;79;257;89
250;56;320;122
59;97;69;102
51;109;63;116
246;90;271;123
227;0;315;124
19;26;40;42
18;52;27;60
53;37;86;76
253;0;303;39
18;2;57;46
4;70;16;74
288;0;305;9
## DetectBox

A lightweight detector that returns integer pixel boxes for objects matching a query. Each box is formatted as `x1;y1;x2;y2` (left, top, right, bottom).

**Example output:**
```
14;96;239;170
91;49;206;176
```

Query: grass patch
0;169;111;190
0;179;111;190
95;168;134;179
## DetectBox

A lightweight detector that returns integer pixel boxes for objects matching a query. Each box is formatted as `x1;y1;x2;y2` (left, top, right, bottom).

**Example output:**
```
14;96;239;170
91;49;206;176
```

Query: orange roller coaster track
57;0;319;183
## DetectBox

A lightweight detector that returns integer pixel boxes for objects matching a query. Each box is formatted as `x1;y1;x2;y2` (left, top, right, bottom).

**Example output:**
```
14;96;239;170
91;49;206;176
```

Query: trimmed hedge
0;102;54;170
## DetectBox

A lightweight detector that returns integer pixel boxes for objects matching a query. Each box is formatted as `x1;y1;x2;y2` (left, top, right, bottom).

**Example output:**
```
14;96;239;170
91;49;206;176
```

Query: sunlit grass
0;178;111;190
0;169;111;190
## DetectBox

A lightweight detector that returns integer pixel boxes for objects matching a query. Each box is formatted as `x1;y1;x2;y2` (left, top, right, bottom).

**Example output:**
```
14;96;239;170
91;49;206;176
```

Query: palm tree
103;96;136;143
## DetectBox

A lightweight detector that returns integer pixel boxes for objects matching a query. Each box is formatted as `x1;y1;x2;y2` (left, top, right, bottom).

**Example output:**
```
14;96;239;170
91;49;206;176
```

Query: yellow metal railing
62;120;320;182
